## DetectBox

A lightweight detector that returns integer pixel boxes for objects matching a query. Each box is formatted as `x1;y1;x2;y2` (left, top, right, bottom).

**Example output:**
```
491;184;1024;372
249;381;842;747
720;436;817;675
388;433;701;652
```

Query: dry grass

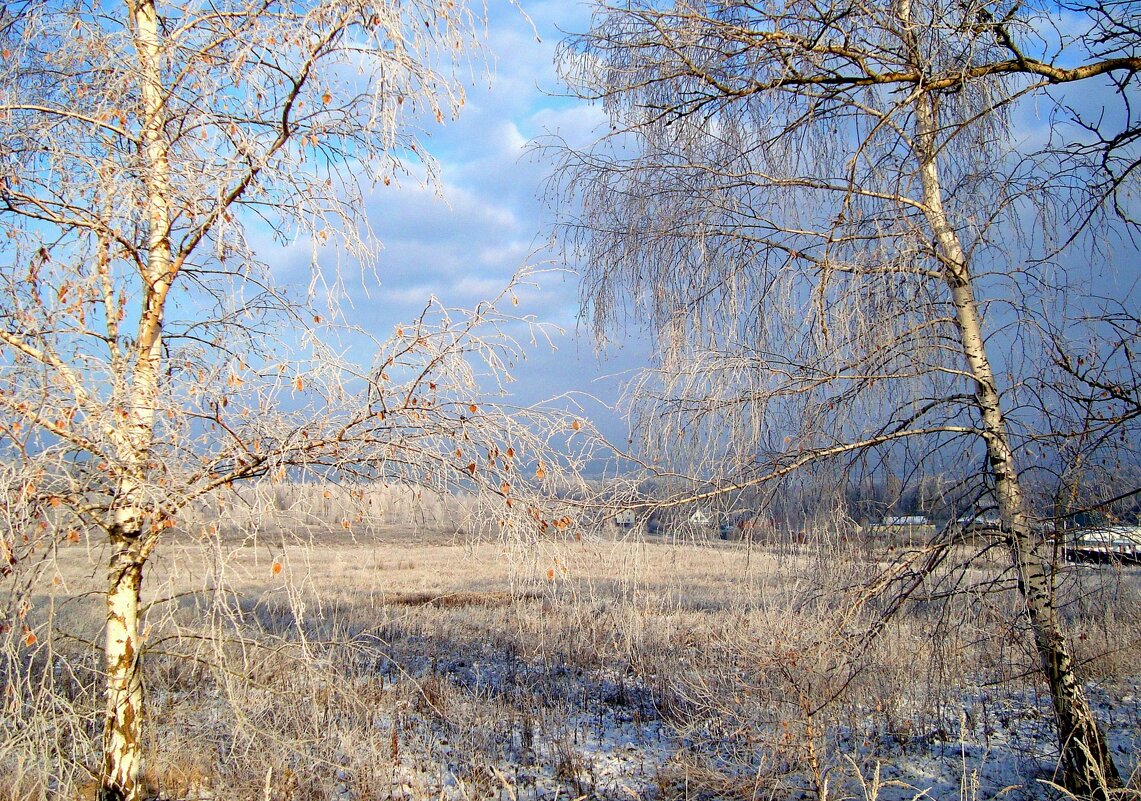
4;518;1141;801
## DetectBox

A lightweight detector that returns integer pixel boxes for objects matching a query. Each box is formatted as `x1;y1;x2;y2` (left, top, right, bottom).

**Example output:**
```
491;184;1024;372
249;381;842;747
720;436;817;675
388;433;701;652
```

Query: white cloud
230;0;645;444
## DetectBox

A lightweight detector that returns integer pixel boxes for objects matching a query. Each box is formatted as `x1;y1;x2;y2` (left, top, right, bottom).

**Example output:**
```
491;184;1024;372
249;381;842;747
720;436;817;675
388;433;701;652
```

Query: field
5;510;1141;801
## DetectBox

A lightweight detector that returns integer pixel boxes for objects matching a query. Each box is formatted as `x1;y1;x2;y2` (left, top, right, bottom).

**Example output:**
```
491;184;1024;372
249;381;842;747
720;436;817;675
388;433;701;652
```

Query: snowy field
12;524;1141;801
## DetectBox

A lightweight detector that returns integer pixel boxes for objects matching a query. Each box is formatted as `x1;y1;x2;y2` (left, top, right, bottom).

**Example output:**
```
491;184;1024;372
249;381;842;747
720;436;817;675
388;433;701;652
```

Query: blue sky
254;0;1138;454
294;0;647;447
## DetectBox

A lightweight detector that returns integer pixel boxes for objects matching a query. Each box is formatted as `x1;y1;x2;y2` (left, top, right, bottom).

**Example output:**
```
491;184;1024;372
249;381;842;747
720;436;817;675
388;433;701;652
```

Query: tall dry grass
3;492;1140;800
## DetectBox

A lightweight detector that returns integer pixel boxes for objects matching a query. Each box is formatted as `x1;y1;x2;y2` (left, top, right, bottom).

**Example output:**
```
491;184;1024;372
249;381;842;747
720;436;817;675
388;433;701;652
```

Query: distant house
614;509;637;529
866;514;936;546
955;512;1001;527
1067;525;1141;564
646;507;717;538
882;515;929;527
689;509;713;526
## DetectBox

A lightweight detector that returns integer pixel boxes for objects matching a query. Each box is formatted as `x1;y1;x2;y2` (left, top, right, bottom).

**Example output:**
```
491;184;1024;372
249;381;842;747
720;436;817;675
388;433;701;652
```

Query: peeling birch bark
100;535;146;801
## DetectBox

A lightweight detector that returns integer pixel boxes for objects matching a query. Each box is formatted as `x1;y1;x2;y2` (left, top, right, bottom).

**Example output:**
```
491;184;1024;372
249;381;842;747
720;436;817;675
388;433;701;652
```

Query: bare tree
0;3;595;800
550;0;1139;795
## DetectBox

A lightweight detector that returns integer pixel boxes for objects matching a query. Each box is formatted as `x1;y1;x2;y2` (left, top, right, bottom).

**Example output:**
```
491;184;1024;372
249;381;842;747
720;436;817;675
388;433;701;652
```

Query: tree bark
913;89;1121;799
100;535;146;801
99;3;173;798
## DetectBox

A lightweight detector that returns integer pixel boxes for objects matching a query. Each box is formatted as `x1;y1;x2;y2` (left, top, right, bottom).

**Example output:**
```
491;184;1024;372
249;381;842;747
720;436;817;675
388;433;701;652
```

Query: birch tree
0;3;590;800
551;0;1139;796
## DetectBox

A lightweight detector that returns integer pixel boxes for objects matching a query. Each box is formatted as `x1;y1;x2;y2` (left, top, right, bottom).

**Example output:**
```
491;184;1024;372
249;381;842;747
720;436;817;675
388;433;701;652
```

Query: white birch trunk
913;89;1121;798
100;538;146;801
100;3;174;798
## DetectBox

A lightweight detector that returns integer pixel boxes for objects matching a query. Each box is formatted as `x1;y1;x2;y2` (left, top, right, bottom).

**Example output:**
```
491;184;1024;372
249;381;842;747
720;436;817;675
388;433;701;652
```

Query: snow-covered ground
353;639;1140;801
